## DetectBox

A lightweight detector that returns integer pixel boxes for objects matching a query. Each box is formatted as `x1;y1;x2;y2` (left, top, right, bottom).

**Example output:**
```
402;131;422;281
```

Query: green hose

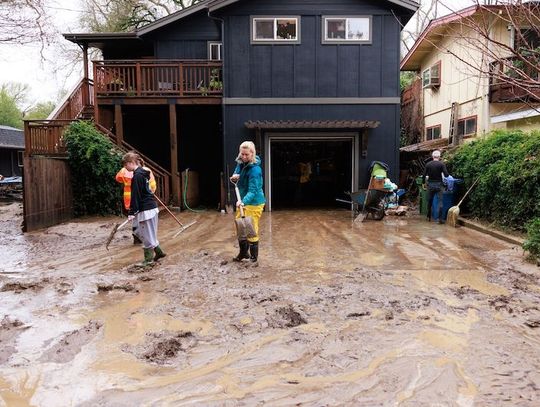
183;168;206;212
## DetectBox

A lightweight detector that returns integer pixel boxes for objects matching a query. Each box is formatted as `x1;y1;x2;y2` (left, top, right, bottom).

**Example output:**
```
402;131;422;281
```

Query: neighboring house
26;0;418;219
0;125;24;177
400;4;540;148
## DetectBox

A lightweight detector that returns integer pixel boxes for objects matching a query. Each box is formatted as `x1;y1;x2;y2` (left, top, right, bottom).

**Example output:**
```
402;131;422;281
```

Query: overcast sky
0;0;475;106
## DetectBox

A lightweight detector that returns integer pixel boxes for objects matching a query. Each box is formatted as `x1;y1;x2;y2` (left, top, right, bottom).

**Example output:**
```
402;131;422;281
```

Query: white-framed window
457;116;477;136
422;61;441;88
322;16;371;44
208;42;222;60
426;125;441;141
251;16;300;44
17;150;24;167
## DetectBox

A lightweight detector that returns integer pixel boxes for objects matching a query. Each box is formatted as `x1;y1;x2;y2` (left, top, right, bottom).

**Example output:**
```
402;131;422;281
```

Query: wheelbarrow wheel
372;201;386;220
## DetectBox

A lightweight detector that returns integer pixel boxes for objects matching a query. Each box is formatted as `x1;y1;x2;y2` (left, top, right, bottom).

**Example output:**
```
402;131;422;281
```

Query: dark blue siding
217;0;402;98
147;10;221;59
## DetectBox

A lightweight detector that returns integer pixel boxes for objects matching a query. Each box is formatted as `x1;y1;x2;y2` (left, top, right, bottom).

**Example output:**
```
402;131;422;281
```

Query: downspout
208;8;228;199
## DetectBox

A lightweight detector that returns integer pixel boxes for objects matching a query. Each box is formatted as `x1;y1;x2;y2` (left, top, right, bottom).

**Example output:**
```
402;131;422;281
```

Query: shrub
63;121;123;216
447;130;540;231
523;218;540;261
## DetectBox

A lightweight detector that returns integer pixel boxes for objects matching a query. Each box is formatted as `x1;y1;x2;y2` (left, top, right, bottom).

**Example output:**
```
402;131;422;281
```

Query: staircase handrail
48;78;94;121
94;123;172;177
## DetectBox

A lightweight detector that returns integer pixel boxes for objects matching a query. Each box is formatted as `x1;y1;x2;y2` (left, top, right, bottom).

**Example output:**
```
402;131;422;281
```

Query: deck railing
50;78;94;120
93;60;223;98
24;119;73;156
489;56;540;102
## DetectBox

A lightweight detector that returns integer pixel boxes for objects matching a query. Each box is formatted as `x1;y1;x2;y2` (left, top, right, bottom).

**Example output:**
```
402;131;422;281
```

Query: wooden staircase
24;77;171;204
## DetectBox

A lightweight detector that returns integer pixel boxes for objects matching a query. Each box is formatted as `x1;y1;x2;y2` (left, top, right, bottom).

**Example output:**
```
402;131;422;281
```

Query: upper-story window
251;17;300;44
322;16;372;44
208;42;222;60
457;116;477;137
422;61;441;88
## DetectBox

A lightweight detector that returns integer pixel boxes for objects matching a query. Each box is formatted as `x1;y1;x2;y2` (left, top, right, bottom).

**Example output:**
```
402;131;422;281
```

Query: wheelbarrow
336;188;406;221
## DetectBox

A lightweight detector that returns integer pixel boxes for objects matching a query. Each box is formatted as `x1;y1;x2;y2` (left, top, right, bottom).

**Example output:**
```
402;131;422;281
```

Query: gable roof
401;5;498;71
65;0;419;46
0;125;24;149
209;0;419;12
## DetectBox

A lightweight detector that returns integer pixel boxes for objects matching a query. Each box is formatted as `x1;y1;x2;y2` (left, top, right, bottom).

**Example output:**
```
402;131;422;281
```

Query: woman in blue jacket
230;141;266;262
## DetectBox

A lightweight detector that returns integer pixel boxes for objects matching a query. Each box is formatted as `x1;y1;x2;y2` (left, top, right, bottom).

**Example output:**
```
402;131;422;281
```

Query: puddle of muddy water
1;208;539;406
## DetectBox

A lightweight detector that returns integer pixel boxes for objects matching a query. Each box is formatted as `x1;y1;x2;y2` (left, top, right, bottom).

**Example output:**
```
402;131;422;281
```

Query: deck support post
114;103;124;146
169;103;180;206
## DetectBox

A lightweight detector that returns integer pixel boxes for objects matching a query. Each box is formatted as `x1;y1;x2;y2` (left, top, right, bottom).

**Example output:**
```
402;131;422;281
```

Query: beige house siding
414;14;535;142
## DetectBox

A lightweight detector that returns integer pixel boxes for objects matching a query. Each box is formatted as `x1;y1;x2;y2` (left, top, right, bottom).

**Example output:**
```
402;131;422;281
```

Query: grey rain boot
249;241;259;262
153;245;167;261
233;240;250;262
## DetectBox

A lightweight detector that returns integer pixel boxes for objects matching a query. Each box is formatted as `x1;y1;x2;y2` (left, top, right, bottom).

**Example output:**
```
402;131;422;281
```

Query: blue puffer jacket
233;155;266;206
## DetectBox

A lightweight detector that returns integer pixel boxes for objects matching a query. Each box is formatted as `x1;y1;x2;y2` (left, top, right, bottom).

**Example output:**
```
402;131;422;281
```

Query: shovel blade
235;216;257;239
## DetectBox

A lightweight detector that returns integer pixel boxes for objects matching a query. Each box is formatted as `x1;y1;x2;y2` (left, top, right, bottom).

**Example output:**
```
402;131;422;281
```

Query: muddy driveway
1;202;539;406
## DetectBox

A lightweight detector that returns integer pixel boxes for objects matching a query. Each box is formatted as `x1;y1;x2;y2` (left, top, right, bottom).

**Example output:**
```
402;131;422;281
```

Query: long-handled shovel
153;194;197;237
232;181;257;239
105;218;130;251
446;177;480;227
354;176;374;223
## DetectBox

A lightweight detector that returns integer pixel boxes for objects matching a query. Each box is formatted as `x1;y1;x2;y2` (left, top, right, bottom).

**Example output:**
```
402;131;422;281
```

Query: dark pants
427;181;444;220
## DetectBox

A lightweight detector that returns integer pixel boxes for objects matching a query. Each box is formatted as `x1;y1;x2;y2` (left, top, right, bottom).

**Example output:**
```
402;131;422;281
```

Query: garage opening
270;139;353;209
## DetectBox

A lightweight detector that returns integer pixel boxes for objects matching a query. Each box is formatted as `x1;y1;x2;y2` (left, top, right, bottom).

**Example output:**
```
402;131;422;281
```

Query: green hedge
63;121;123;216
447;130;540;261
447;130;540;230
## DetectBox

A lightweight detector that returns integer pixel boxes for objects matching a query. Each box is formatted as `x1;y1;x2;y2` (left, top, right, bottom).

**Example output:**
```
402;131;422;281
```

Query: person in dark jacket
123;152;166;265
422;150;450;223
230;141;266;262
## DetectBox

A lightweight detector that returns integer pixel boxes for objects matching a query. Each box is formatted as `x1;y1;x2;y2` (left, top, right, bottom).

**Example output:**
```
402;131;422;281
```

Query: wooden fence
23;156;73;232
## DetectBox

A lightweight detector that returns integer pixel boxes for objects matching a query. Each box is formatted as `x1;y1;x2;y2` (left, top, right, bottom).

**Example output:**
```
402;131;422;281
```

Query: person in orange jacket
115;153;157;244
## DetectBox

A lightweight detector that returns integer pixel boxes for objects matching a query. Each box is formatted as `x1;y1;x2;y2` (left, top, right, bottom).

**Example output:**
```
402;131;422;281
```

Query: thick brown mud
1;202;540;406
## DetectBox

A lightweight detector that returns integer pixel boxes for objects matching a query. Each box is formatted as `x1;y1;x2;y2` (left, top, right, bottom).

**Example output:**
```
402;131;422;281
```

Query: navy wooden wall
148;10;221;59
218;0;401;98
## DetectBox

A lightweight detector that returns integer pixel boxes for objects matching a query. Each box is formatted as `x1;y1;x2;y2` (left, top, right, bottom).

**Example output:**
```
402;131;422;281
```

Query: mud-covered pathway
1;202;539;406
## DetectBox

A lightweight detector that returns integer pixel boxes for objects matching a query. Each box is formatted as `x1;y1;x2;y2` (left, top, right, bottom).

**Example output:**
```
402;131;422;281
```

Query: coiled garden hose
183;168;206;212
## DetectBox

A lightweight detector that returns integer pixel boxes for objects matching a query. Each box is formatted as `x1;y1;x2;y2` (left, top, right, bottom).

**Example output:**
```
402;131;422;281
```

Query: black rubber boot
132;227;142;244
153;245;167;261
233;240;250;262
249;242;259;262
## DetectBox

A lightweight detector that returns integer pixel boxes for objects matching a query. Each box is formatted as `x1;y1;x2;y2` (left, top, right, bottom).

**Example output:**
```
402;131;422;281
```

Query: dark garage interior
270;139;352;209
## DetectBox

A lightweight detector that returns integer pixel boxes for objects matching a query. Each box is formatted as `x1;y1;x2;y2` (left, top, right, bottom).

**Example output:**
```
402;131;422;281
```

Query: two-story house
23;0;418;230
400;4;540;148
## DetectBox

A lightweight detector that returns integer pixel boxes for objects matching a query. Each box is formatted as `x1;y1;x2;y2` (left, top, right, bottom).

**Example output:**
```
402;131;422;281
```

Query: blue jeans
427;181;443;220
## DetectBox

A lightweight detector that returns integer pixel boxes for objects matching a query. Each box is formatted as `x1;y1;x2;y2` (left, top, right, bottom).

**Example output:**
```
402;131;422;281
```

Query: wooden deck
93;60;223;100
489;56;540;103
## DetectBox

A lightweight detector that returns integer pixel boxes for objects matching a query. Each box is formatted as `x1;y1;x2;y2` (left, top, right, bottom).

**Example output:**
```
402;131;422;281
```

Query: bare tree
402;0;442;53
80;0;203;32
0;0;53;49
431;0;540;105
